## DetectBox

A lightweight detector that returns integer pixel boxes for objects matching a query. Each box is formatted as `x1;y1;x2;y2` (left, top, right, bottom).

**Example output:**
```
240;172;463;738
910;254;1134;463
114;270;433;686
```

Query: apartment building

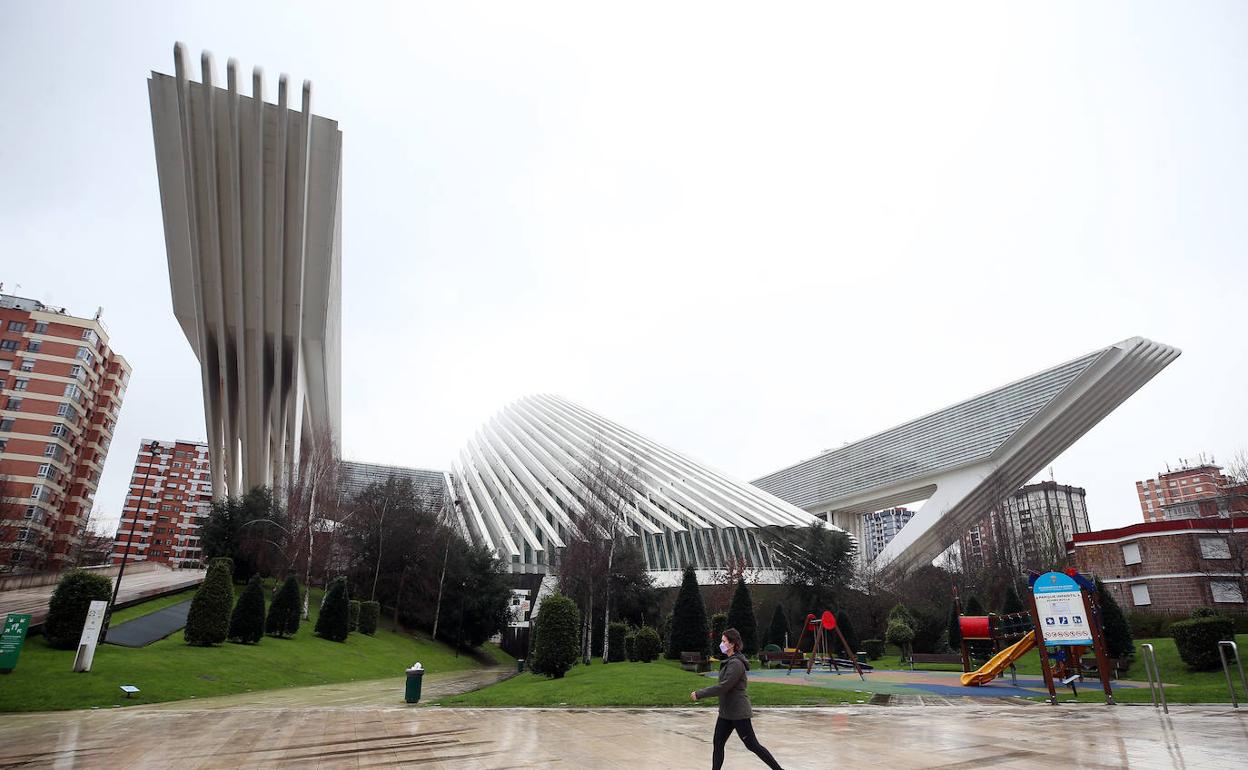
0;293;130;573
861;507;915;563
109;439;211;568
961;481;1092;571
1136;460;1235;522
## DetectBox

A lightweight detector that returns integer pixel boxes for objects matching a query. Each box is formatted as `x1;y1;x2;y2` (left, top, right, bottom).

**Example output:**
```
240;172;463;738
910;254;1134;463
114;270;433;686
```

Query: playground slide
960;631;1036;687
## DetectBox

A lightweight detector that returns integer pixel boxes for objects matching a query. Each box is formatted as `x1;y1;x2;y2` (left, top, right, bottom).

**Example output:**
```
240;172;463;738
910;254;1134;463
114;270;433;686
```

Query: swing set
785;610;867;680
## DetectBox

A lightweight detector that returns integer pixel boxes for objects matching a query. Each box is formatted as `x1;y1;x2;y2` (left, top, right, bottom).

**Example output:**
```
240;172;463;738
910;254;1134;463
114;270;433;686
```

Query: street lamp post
104;440;161;632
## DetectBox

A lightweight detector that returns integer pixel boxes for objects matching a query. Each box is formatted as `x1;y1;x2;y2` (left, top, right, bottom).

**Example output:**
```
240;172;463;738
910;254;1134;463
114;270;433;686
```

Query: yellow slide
960;631;1036;686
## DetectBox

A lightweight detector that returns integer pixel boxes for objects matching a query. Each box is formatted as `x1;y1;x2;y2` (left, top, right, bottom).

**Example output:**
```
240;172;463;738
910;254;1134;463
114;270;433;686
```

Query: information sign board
0;613;32;673
1032;571;1092;646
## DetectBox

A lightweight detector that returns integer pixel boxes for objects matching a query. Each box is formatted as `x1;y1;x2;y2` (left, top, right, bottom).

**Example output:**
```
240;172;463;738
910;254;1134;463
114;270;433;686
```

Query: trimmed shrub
209;556;234;578
359;600;380;636
315;577;351;642
1128;610;1176;639
885;618;915;659
1171;614;1235;671
607;622;629;663
44;570;112;650
634;626;662;662
348;600;361;632
659;612;673;654
227;574;266;644
667;567;708;659
888;603;916;628
266;576;302;638
1094;578;1133;659
727;579;760;656
1191;607;1218;619
765;604;790;649
532;593;580;678
624;629;638;661
862;638;885;660
710;613;728;656
185;559;235;646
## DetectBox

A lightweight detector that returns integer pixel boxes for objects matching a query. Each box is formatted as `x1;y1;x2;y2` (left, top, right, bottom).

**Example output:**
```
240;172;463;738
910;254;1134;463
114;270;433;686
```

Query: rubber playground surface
741;667;1153;699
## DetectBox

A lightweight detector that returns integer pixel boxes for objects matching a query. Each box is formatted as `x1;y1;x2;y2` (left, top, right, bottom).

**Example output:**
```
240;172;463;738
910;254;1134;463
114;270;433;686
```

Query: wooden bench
909;653;964;670
1080;656;1130;679
759;650;805;669
681;652;710;673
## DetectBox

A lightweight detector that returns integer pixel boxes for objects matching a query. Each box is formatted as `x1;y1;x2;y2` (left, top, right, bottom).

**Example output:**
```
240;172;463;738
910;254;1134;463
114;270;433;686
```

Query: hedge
607;622;629;663
315;577;351;642
1171;615;1235;671
44;570;113;650
531;593;579;678
633;626;662;662
348;600;361;632
359;600;380;636
862;638;885;660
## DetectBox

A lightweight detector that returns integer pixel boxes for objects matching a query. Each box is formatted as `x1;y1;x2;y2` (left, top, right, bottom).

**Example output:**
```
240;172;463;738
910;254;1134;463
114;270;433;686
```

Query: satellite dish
821;611;837;630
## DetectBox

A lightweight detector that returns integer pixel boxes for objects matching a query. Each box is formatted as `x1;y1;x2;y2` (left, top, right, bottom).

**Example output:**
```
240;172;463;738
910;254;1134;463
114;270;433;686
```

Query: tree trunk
371;505;387;601
583;591;594;665
601;536;615;664
432;532;451;639
303;477;317;620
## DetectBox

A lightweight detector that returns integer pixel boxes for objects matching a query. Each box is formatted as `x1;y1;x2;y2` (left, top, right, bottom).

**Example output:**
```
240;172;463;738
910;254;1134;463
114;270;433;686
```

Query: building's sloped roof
752;347;1108;509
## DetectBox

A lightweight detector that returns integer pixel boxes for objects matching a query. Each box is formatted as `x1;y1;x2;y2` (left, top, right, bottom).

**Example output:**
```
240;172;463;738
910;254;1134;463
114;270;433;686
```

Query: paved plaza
1;698;1245;769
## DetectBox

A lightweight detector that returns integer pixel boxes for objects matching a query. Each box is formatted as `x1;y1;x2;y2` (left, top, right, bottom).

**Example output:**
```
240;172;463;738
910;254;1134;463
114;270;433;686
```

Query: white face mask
720;641;731;655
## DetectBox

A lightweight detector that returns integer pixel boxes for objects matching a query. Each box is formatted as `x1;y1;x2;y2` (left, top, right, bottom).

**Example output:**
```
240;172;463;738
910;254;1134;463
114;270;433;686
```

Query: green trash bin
856;652;868;665
405;664;424;704
517;658;526;673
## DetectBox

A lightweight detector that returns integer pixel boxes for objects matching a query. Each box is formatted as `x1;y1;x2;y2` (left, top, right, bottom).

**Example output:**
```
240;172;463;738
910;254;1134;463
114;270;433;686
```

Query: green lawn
0;587;505;712
438;659;869;708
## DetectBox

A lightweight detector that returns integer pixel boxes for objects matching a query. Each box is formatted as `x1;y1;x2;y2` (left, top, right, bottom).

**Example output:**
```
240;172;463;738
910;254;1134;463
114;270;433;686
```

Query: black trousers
712;717;783;770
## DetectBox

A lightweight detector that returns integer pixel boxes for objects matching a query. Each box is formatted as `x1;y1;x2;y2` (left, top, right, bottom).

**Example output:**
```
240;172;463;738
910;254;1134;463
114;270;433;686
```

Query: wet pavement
0;700;1245;769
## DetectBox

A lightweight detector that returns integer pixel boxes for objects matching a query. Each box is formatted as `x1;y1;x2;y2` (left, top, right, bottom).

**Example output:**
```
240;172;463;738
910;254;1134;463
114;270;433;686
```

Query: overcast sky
3;1;1245;536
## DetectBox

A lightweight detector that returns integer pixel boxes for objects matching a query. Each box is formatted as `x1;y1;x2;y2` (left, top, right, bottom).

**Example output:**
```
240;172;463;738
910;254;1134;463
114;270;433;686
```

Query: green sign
0;613;32;673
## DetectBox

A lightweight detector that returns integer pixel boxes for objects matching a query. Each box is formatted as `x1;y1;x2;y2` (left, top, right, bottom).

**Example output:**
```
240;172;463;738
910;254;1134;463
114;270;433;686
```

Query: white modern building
753;337;1180;574
148;45;342;499
448;394;835;584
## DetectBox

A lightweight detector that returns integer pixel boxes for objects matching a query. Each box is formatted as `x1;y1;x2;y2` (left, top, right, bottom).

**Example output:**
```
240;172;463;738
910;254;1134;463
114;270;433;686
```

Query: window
26;340;40;353
69;365;84;381
14;378;28;390
1200;537;1231;560
81;328;99;344
20;359;34;372
1212;581;1245;603
0;340;17;352
6;321;27;332
23;505;36;519
75;347;93;365
0;418;13;431
37;463;52;478
1130;584;1151;606
4;397;22;411
29;485;44;500
57;403;72;417
1122;543;1142;565
0;438;7;452
16;528;29;542
43;443;56;457
50;424;67;437
33;321;47;334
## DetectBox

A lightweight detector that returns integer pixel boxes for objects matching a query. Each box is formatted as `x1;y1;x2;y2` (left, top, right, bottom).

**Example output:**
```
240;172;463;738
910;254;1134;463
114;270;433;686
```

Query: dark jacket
695;653;752;719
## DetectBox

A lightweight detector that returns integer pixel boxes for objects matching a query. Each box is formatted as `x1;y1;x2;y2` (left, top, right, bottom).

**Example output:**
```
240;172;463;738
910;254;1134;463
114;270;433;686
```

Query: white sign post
72;600;109;673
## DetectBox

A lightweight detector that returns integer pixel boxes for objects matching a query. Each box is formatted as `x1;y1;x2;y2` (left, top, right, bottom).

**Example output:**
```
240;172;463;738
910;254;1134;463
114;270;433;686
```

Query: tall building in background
0;293;130;573
109;439;211;568
148;44;342;500
338;460;447;506
960;481;1091;570
1136;460;1231;522
861;507;915;563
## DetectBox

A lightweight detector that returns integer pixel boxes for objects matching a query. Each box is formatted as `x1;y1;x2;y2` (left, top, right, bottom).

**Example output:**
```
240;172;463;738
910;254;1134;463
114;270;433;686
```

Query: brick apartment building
1135;460;1232;523
0;292;130;573
110;439;211;568
1068;517;1247;614
961;481;1092;570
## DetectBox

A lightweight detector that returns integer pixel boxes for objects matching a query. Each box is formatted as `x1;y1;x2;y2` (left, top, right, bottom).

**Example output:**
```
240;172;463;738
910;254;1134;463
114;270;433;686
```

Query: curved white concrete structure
148;45;342;497
753;337;1180;573
451;394;834;577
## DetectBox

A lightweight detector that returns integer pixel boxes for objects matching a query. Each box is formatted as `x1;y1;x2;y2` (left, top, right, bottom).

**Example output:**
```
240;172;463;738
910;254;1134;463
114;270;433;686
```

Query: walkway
0;568;205;628
105;600;192;647
0;701;1243;768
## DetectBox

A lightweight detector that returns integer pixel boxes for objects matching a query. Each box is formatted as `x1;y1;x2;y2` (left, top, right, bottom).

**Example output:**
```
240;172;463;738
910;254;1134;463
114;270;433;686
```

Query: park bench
909;653;964;670
1080;656;1130;679
759;649;805;669
681;652;710;673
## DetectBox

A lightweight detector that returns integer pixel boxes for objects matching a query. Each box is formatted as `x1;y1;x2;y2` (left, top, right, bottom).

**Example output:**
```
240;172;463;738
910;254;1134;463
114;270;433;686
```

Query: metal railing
1218;641;1246;709
1140;643;1168;714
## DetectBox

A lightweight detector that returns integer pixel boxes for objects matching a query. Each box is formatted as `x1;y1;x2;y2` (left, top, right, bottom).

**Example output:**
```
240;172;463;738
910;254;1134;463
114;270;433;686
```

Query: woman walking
691;628;785;770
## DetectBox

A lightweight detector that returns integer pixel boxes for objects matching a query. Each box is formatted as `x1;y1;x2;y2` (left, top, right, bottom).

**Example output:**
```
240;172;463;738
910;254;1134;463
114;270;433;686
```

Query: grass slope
438;659;867;708
0;587;505;712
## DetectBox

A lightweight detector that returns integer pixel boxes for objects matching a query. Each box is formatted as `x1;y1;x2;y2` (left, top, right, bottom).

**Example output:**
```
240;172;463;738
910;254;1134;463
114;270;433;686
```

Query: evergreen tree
835;609;858;654
348;600;361;632
710;613;728;655
266;575;302;637
947;603;962;651
228;574;266;644
44;570;112;650
531;593;580;678
1000;583;1025;615
359;601;381;636
963;596;985;616
1094;578;1134;658
667;566;709;659
315;577;351;642
765;604;789;649
726;578;760;656
185;559;235;646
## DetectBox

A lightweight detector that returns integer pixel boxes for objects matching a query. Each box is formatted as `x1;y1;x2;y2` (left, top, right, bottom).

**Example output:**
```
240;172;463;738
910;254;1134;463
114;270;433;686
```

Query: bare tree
285;427;342;618
70;505;114;568
709;555;761;614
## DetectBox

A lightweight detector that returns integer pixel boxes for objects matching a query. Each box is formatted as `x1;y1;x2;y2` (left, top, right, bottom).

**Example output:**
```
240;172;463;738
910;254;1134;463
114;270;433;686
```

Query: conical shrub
765;604;789;649
726;578;759;656
315;577;351;642
266;575;302;638
667;566;709;658
228;574;266;644
185;559;234;646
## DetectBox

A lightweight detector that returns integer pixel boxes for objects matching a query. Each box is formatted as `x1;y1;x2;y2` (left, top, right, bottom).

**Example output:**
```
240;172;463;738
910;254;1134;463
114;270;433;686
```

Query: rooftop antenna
95;306;103;321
